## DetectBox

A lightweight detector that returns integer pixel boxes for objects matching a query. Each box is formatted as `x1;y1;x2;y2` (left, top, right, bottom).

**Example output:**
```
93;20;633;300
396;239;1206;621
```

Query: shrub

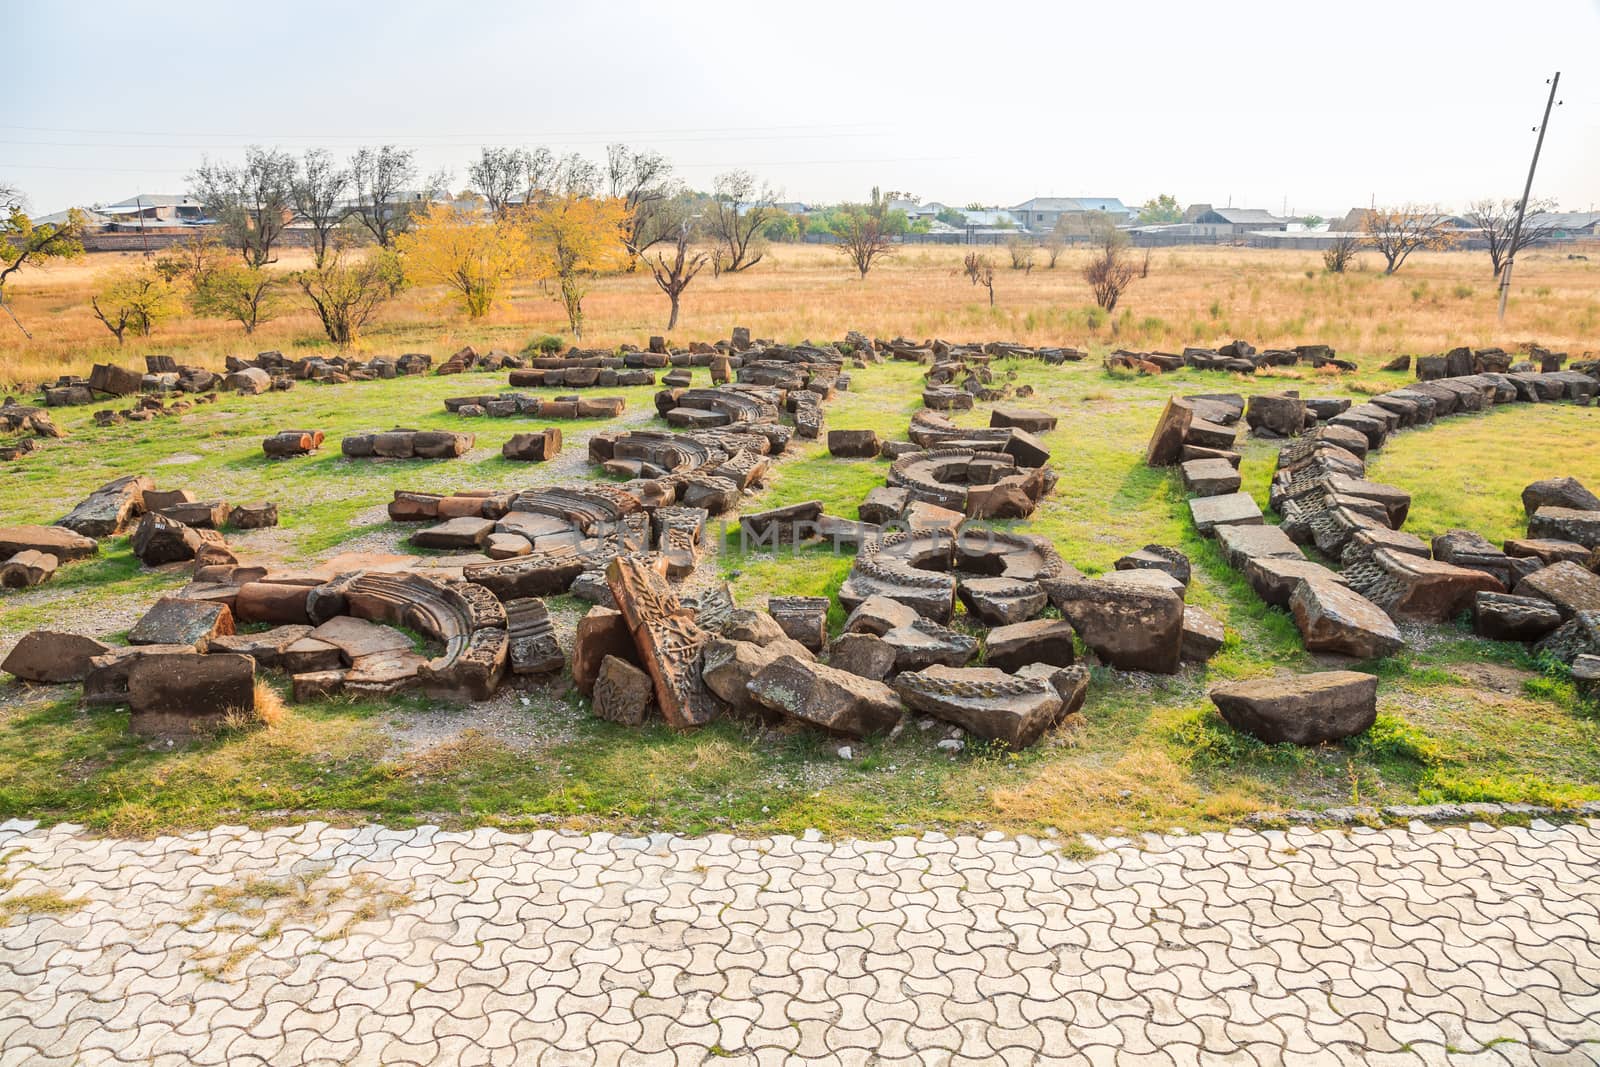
524;334;565;355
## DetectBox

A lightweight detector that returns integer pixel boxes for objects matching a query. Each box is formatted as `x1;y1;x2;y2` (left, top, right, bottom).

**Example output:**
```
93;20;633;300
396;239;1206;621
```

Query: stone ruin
433;345;522;375
340;429;475;460
879;337;1085;367
1106;341;1353;375
0;398;64;461
225;349;432;392
1145;360;1600;741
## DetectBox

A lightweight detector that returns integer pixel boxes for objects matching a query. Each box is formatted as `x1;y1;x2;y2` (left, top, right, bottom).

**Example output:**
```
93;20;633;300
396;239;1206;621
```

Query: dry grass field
3;242;1598;385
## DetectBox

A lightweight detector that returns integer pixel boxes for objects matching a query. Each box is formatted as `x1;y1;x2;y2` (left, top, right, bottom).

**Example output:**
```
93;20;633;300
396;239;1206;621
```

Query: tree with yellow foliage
396;203;529;318
521;194;627;338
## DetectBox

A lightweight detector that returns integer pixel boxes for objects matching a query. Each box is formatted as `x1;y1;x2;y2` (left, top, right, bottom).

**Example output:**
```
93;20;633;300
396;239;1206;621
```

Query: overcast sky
10;0;1600;218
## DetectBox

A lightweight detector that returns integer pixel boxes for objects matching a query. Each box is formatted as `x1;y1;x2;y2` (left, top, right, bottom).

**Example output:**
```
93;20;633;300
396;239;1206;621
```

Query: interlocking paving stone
2;819;1600;1064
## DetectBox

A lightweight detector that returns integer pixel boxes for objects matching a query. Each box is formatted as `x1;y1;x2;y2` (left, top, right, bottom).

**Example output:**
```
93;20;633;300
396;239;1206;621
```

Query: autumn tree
0;192;85;336
1136;194;1182;224
296;247;403;348
523;194;628;338
1006;235;1035;271
90;266;181;345
1360;205;1458;275
191;263;283;334
647;208;709;330
468;147;530;216
708;170;776;273
191;146;297;267
1082;220;1138;311
396;203;529;319
152;231;227;287
829;188;898;278
350;145;421;247
1466;198;1558;279
607;144;675;261
291;148;351;268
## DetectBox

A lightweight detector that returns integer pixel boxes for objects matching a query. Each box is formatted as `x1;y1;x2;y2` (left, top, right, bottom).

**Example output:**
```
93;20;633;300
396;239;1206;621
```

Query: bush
523;334;565;355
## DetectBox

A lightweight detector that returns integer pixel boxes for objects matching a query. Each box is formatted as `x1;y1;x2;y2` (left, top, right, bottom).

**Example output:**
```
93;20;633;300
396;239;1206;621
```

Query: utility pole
1498;71;1561;320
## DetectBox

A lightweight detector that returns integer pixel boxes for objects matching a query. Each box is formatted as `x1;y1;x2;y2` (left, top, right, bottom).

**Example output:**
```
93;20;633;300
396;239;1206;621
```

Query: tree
191;263;283;334
708;170;776;273
1006;235;1035;271
350;145;419;247
523;194;628;339
296;247;403;348
1043;230;1067;268
396;203;529;318
1136;194;1182;225
1298;214;1325;229
762;211;800;242
468;146;530;217
1360;205;1458;275
291;149;351;268
1322;234;1359;273
1466;197;1558;280
0;196;85;336
90;266;180;345
153;231;227;287
190;147;296;268
647;210;709;330
1082;221;1139;311
829;187;898;278
606;144;674;261
935;206;968;228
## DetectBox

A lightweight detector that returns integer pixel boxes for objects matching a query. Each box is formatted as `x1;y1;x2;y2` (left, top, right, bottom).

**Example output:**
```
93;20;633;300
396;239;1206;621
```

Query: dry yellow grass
3;242;1597;385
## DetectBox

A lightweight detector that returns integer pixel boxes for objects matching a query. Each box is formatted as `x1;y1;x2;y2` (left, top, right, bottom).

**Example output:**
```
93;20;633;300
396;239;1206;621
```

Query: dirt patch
1451;661;1535;695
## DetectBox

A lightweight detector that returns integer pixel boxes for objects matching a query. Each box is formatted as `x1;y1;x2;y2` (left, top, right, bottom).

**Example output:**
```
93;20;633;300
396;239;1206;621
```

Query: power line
0;121;885;141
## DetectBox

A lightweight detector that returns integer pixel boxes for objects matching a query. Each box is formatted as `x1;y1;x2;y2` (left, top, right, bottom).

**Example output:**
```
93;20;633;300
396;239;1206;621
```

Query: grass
2;251;1600;841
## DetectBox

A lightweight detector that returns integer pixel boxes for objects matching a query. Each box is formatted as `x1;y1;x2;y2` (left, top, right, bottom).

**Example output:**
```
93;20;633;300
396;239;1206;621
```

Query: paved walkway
1;817;1598;1066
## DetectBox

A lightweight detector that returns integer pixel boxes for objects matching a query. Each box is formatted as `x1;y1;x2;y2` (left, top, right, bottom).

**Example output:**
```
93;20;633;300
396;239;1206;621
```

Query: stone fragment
58;474;151;537
879;618;979;672
1190;492;1263;535
746;655;903;738
1045;573;1183;674
1113;545;1192;589
1472;592;1563;642
1243;557;1347;608
1289;580;1402;659
1214;524;1303;570
767;596;829;653
990;407;1057;433
956;576;1047;626
1516;560;1600;619
825;633;898;682
233;582;312;625
281;637;343;674
1245;393;1306;437
894;665;1062;749
985;619;1076;673
1504;538;1591;566
827;429;880;458
0;549;57;588
228;503;278;529
1181;607;1226;661
0;525;98;563
859;487;910;526
1;630;111;683
309;616;413;664
1181;458;1242;497
128;597;234;650
1209;671;1378;745
1528;507;1600;549
82;644;194;706
1523;477;1600;517
411;517;495;550
1145;397;1193;467
1346;549;1503;621
606;557;718;727
127;652;255;735
505;597;564;675
207;625;313;669
593;655;655;725
572;606;635;696
130;512;208;566
503;429;562;462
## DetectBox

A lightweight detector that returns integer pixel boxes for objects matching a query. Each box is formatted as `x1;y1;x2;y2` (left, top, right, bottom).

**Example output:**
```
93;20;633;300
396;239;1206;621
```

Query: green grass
3;354;1600;839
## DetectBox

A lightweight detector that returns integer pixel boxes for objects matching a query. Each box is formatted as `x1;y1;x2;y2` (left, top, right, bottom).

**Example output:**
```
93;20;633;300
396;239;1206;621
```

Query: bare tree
1322;234;1359;273
553;153;600;198
291;148;351;268
972;255;997;306
607;144;674;260
1043;230;1066;268
190;146;297;267
1360;204;1458;275
518;146;557;206
350;145;418;247
1006;235;1035;271
708;170;776;273
1082;222;1138;311
469;147;529;216
647;212;709;330
829;187;897;278
962;251;985;285
1467;197;1559;280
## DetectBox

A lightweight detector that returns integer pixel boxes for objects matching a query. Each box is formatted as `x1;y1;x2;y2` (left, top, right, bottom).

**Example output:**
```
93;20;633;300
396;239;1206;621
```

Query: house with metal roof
1009;197;1130;232
1183;206;1288;235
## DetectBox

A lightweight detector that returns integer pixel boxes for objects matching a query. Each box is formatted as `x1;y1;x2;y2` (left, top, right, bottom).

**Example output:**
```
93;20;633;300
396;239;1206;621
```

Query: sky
9;0;1600;219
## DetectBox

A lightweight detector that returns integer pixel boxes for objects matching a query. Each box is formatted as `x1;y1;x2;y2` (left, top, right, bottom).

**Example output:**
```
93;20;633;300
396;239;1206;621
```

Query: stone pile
878;337;1083;366
340;429;475;460
92;391;218;428
224;349;432;389
1149;362;1600;665
443;393;625;420
1105;341;1352;375
434;345;522;375
0;399;64;460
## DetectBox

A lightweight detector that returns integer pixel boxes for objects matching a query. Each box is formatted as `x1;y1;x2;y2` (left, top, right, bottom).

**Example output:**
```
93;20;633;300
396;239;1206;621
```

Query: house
93;194;214;233
1009;197;1130;232
1183;206;1288;236
1524;211;1600;239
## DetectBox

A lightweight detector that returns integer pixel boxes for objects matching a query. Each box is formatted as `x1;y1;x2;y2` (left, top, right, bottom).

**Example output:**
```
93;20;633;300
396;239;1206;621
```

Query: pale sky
9;0;1600;218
